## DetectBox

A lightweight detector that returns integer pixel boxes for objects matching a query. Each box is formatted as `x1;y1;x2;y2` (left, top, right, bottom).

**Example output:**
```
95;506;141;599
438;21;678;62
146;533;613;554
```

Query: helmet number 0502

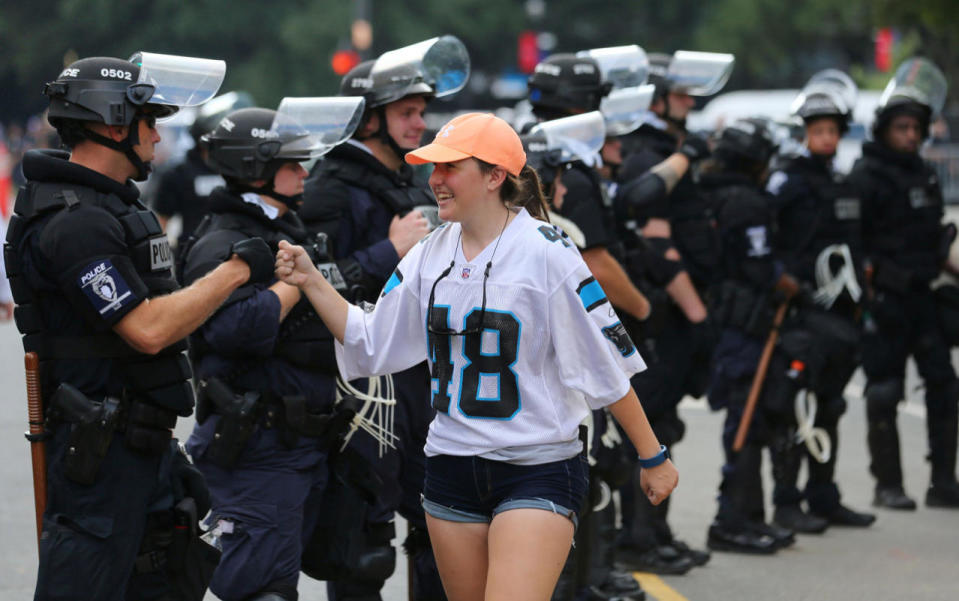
101;68;133;80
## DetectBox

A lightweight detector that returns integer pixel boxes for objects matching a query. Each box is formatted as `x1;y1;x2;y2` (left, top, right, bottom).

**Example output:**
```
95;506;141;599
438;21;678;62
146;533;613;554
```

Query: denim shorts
422;454;589;528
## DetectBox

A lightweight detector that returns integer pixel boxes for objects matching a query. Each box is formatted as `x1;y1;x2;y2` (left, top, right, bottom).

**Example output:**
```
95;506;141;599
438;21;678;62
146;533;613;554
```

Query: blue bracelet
638;444;670;468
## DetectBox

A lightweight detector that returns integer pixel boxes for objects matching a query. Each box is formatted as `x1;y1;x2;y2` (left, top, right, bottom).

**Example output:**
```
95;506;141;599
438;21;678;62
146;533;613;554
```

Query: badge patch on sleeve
602;321;636;357
78;260;135;316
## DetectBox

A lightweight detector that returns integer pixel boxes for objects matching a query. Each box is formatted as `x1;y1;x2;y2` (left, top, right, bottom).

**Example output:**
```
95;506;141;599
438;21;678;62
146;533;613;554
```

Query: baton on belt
24;352;47;547
732;301;789;452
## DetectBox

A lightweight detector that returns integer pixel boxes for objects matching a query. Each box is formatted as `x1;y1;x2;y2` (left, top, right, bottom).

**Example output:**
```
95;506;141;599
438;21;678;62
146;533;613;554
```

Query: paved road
1;318;957;600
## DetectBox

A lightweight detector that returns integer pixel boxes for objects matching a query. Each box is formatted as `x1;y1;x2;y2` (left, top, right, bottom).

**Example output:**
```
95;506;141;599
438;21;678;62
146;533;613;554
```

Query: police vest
5;158;193;413
776;155;862;285
181;189;339;374
854;144;943;284
318;154;436;217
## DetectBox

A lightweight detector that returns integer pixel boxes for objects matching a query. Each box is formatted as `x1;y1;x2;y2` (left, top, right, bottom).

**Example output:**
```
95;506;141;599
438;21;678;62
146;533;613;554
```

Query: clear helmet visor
879;57;948;117
790;84;852;118
371;35;470;99
129;51;226;116
806;69;858;111
601;84;656;136
527;111;606;165
576;45;649;89
667;51;735;96
270;96;366;159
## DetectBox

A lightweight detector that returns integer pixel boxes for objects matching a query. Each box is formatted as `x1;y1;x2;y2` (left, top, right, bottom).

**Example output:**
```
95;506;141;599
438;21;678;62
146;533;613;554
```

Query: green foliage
1;0;957;124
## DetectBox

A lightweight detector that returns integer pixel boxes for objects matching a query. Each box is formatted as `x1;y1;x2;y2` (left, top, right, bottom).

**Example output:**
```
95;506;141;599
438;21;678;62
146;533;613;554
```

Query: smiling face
428;158;509;224
385;95;428;150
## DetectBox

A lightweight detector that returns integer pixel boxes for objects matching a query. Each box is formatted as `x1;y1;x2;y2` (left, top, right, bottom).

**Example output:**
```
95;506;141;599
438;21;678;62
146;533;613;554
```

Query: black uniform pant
768;312;859;512
35;425;179;601
327;364;445;601
862;288;959;488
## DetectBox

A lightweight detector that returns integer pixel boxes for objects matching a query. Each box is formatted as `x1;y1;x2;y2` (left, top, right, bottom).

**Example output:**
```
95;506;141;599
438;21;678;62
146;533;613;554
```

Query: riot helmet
202;97;365;207
44;52;225;181
713;117;777;172
341;36;469;159
189;90;256;142
522;111;606;171
873;57;948;141
791;69;857;133
647;50;734;128
527;54;610;119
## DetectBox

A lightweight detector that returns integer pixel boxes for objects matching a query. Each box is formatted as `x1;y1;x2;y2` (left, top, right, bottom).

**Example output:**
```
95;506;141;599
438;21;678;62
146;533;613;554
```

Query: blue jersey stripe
577;277;608;312
381;269;403;297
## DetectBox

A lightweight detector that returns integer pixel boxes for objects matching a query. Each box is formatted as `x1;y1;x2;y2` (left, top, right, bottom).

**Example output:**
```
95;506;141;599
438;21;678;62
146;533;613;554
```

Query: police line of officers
3;38;956;601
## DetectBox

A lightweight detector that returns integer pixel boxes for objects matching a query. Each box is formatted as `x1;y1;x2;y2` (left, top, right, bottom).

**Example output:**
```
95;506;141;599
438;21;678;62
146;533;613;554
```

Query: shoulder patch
602;321;636;357
537;224;571;247
78;259;135;316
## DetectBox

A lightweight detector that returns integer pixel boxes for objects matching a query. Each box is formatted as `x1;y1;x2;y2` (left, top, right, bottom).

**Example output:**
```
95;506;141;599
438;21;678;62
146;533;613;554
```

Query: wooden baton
25;352;46;548
732;301;789;452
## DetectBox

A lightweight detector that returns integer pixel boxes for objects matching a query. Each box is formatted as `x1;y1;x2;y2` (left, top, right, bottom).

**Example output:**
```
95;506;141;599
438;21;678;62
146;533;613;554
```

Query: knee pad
818;396;848;423
865;379;904;420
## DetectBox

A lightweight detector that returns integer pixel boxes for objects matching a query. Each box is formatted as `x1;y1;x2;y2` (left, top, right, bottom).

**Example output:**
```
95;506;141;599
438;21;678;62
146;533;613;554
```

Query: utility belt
46;383;179;485
195;377;361;469
712;280;777;338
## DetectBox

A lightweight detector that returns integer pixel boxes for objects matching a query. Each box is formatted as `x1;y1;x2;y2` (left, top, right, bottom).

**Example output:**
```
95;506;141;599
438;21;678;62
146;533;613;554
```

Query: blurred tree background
1;0;957;125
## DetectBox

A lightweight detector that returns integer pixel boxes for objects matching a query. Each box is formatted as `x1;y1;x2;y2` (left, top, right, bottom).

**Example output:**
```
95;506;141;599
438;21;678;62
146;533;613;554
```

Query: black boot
617;544;693;575
668;539;710;567
926;383;959;508
706;521;778;555
813;503;876;527
745;520;795;549
773;504;829;534
873;485;916;510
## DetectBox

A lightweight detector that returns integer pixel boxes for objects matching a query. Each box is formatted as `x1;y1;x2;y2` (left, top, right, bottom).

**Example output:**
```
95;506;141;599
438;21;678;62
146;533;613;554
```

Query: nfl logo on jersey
461;266;472;279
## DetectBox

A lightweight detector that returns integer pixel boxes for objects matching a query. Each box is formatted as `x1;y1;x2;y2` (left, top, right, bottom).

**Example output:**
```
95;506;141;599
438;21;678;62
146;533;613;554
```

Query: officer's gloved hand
678;134;711;163
171;442;211;520
230;237;274;284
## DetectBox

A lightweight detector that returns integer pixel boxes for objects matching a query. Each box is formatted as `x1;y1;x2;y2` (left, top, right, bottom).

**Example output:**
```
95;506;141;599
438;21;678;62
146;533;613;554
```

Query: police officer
4;53;278;601
612;50;733;572
299;36;469;601
847;58;959;510
150;91;253;255
703;118;798;554
764;71;876;531
177;97;365;601
525;52;653;599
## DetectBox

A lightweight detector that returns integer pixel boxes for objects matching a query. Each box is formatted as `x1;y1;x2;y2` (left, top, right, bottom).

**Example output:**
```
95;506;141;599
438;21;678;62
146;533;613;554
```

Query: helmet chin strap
231;181;302;210
79;116;153;181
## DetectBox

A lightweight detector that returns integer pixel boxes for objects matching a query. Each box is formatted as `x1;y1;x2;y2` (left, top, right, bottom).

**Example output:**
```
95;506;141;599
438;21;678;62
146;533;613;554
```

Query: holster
49;383;120;485
198;378;260;469
134;499;220;601
281;393;361;450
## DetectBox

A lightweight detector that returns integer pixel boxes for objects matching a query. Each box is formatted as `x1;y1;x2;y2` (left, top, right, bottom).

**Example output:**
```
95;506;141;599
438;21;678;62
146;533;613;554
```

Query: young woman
275;112;678;601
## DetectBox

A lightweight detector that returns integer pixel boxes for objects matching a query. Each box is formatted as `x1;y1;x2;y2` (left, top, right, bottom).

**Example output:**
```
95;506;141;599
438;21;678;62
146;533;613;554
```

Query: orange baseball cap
405;112;527;176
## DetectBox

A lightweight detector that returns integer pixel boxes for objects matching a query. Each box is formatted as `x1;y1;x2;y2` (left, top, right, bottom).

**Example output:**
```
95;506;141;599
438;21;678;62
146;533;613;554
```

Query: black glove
171;441;211;520
230;237;274;284
678;134;711;163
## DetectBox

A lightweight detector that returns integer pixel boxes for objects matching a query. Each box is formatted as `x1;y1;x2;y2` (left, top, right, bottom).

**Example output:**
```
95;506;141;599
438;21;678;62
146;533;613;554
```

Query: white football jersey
336;209;646;464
